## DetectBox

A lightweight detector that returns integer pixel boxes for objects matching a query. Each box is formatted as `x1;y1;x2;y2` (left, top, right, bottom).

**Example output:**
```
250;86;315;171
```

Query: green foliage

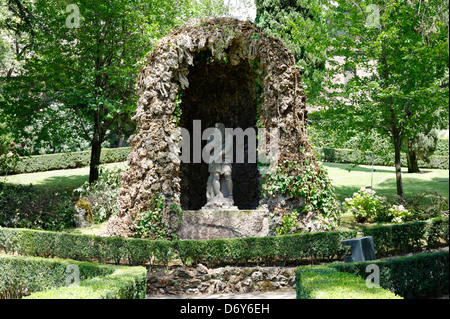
344;188;448;224
0;227;174;267
307;0;449;197
2;147;130;175
405;130;439;162
0;254;146;299
332;251;449;299
135;193;168;240
0;183;74;231
1;218;446;268
255;0;329;101
274;212;300;235
362;217;449;256
263;159;341;231
343;187;390;223
0;117;18;173
295;265;402;299
0;254;114;299
435;138;449;156
75;167;123;223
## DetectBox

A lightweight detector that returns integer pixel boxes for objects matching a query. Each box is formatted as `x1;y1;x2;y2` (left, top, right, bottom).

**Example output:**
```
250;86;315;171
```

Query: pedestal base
201;198;238;210
178;209;269;240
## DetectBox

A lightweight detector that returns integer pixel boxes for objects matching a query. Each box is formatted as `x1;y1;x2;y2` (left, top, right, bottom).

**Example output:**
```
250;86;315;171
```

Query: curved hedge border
0;217;447;267
2;147;130;175
0;254;146;299
331;250;449;299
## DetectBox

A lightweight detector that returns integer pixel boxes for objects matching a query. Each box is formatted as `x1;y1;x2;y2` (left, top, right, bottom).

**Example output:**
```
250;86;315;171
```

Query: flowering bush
342;187;387;223
388;205;412;223
343;188;417;223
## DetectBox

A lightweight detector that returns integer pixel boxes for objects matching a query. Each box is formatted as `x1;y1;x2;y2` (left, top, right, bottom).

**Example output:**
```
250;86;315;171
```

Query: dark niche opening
179;50;261;210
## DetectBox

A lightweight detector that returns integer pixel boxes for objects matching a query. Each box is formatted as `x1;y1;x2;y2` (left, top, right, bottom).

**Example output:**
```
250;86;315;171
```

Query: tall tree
315;0;448;198
255;0;329;102
1;0;185;182
1;0;242;182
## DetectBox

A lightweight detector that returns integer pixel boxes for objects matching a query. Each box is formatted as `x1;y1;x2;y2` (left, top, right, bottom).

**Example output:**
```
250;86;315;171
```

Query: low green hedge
362;217;449;256
176;230;357;266
0;227;174;267
0;227;357;267
331;251;449;299
1;218;447;267
2;147;131;174
318;148;449;169
295;265;402;299
0;254;146;299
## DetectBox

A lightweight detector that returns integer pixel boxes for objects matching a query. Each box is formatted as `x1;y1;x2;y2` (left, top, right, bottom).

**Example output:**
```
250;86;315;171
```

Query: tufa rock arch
105;18;328;239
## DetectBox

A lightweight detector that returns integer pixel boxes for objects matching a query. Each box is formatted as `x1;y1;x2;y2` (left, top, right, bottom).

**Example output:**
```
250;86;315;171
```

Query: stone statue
203;123;238;210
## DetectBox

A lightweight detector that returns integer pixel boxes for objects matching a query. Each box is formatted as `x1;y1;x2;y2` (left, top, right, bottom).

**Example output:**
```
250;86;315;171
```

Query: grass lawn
322;162;449;202
2;161;448;202
1;162;127;194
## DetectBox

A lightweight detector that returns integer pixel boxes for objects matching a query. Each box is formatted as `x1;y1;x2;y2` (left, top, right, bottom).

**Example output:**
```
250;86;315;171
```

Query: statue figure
203;123;237;210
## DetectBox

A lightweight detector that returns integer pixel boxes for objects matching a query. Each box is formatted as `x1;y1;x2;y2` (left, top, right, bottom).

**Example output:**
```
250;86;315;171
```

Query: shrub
295;265;401;299
362;217;449;255
341;187;442;223
342;187;389;223
0;254;146;299
0;183;75;231
74;167;123;223
435;139;449;156
331;251;449;298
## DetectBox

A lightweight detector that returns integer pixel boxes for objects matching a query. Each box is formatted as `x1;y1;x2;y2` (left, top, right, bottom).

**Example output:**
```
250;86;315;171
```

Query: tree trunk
407;150;421;173
393;132;404;199
89;124;102;184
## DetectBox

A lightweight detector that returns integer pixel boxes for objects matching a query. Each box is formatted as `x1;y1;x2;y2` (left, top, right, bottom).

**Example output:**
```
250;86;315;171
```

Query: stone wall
147;264;296;296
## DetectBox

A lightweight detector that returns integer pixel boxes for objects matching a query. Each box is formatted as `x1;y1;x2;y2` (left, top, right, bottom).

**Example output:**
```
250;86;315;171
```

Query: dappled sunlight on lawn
1;162;128;193
321;162;449;202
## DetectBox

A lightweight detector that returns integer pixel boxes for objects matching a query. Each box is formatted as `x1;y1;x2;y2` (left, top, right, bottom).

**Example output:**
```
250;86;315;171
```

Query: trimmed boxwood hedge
0;217;447;267
331;251;449;299
0;254;146;299
295;265;402;299
0;227;357;267
175;230;358;266
2;147;131;175
362;217;449;256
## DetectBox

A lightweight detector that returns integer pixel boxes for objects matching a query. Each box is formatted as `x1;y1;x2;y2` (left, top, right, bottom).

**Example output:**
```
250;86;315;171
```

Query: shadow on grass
321;162;396;174
333;175;449;202
10;174;89;195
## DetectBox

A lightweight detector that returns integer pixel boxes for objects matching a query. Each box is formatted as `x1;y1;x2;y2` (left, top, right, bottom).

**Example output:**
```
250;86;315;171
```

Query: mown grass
2;161;448;202
322;162;449;202
1;162;127;194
